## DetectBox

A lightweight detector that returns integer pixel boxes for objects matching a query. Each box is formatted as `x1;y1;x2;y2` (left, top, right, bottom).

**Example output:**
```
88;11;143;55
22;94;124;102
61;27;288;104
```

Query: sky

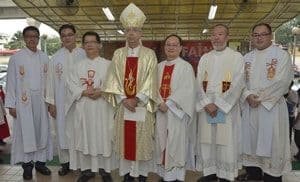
0;19;59;39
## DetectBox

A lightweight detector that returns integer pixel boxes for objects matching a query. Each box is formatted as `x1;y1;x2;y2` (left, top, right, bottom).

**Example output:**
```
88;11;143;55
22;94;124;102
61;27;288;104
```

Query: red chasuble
0;87;10;139
159;64;175;165
123;57;138;160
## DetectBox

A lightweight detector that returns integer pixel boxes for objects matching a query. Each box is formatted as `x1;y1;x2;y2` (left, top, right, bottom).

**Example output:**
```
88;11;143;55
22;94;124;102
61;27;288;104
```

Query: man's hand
159;102;168;113
82;89;91;97
88;88;102;100
9;108;17;118
204;103;218;117
48;104;56;119
122;97;138;112
246;94;261;108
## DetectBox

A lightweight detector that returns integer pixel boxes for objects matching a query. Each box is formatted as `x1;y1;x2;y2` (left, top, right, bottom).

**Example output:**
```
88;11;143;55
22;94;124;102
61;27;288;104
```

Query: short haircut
212;24;229;35
59;24;76;35
82;31;101;44
164;34;183;46
22;26;40;37
252;23;272;33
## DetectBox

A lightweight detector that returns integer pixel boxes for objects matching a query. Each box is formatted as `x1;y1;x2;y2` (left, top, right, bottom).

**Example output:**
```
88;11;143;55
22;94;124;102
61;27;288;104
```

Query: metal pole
293;34;296;65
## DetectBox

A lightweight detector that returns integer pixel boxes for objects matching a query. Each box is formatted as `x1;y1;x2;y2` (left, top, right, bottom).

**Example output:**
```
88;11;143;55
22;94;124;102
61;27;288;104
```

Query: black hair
252;23;272;33
82;31;101;44
164;34;183;46
22;26;40;37
59;24;76;35
212;24;229;35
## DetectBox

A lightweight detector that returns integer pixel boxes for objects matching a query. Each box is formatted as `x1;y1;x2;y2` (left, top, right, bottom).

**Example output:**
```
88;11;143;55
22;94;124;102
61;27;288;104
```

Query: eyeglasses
165;44;180;48
83;41;99;45
24;35;39;39
61;33;75;38
252;32;271;38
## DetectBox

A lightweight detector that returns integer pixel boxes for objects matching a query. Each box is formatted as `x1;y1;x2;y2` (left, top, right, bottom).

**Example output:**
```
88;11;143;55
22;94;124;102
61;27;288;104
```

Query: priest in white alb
65;31;116;182
45;24;85;176
195;24;244;182
5;26;53;180
238;23;292;182
102;3;159;182
155;34;196;182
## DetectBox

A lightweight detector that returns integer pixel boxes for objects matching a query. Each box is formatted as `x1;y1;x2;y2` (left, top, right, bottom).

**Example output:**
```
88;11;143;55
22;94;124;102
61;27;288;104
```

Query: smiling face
23;30;39;52
60;28;76;51
125;27;142;48
211;25;229;51
251;25;272;50
164;36;182;61
83;35;100;58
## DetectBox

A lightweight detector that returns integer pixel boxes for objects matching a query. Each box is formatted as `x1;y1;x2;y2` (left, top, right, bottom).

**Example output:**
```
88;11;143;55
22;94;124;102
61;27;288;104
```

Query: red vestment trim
159;64;175;102
159;64;175;165
123;57;138;160
0;88;10;139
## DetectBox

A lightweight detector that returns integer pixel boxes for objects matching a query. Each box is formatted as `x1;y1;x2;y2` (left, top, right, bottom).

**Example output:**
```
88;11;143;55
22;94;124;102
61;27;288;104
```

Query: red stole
159;64;175;101
159;64;175;165
123;57;138;160
0;88;10;139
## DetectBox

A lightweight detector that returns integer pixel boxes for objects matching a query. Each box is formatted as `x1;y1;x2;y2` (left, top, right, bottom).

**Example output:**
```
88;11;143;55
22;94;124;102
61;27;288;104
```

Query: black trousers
246;166;282;182
289;116;296;143
295;129;300;158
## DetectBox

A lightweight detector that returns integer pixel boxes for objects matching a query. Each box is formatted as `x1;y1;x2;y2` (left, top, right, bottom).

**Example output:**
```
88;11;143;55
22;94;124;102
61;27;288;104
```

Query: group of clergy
4;2;292;182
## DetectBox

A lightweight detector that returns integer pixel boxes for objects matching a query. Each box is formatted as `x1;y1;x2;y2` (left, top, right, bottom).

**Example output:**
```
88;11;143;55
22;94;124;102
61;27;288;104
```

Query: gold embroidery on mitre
120;3;146;29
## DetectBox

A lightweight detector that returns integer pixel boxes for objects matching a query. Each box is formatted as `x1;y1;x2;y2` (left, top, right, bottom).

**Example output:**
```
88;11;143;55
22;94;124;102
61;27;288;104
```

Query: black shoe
22;162;33;180
236;173;262;181
123;173;134;182
77;170;95;182
99;168;113;182
219;178;230;182
58;162;70;176
160;178;177;182
294;153;300;161
35;161;51;175
139;175;147;182
197;174;218;182
0;139;6;146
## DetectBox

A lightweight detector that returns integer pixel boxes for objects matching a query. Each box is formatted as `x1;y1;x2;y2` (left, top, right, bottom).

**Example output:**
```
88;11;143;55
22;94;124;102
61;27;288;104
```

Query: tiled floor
0;165;201;182
0;165;300;182
1;114;300;181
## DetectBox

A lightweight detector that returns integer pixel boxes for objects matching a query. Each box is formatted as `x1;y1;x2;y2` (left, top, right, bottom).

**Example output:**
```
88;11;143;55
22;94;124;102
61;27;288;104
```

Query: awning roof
12;0;300;41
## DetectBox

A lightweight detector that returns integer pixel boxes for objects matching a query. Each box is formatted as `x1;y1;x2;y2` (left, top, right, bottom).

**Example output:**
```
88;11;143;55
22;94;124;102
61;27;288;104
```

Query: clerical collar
63;47;76;53
165;57;179;65
128;45;140;57
255;44;273;54
25;47;38;55
214;47;228;55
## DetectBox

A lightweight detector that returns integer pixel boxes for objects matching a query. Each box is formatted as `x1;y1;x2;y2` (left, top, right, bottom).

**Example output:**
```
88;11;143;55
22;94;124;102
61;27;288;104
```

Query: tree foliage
5;31;25;49
40;36;61;56
4;31;61;56
275;15;300;46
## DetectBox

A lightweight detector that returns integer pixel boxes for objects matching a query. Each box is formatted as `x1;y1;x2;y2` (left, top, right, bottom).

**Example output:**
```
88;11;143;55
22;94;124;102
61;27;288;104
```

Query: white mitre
120;3;146;29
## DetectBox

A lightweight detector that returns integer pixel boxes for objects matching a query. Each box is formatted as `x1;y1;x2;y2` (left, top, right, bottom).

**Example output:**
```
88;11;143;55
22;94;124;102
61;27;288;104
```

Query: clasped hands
158;102;168;113
204;103;218;117
82;88;102;100
122;97;139;112
246;94;261;108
